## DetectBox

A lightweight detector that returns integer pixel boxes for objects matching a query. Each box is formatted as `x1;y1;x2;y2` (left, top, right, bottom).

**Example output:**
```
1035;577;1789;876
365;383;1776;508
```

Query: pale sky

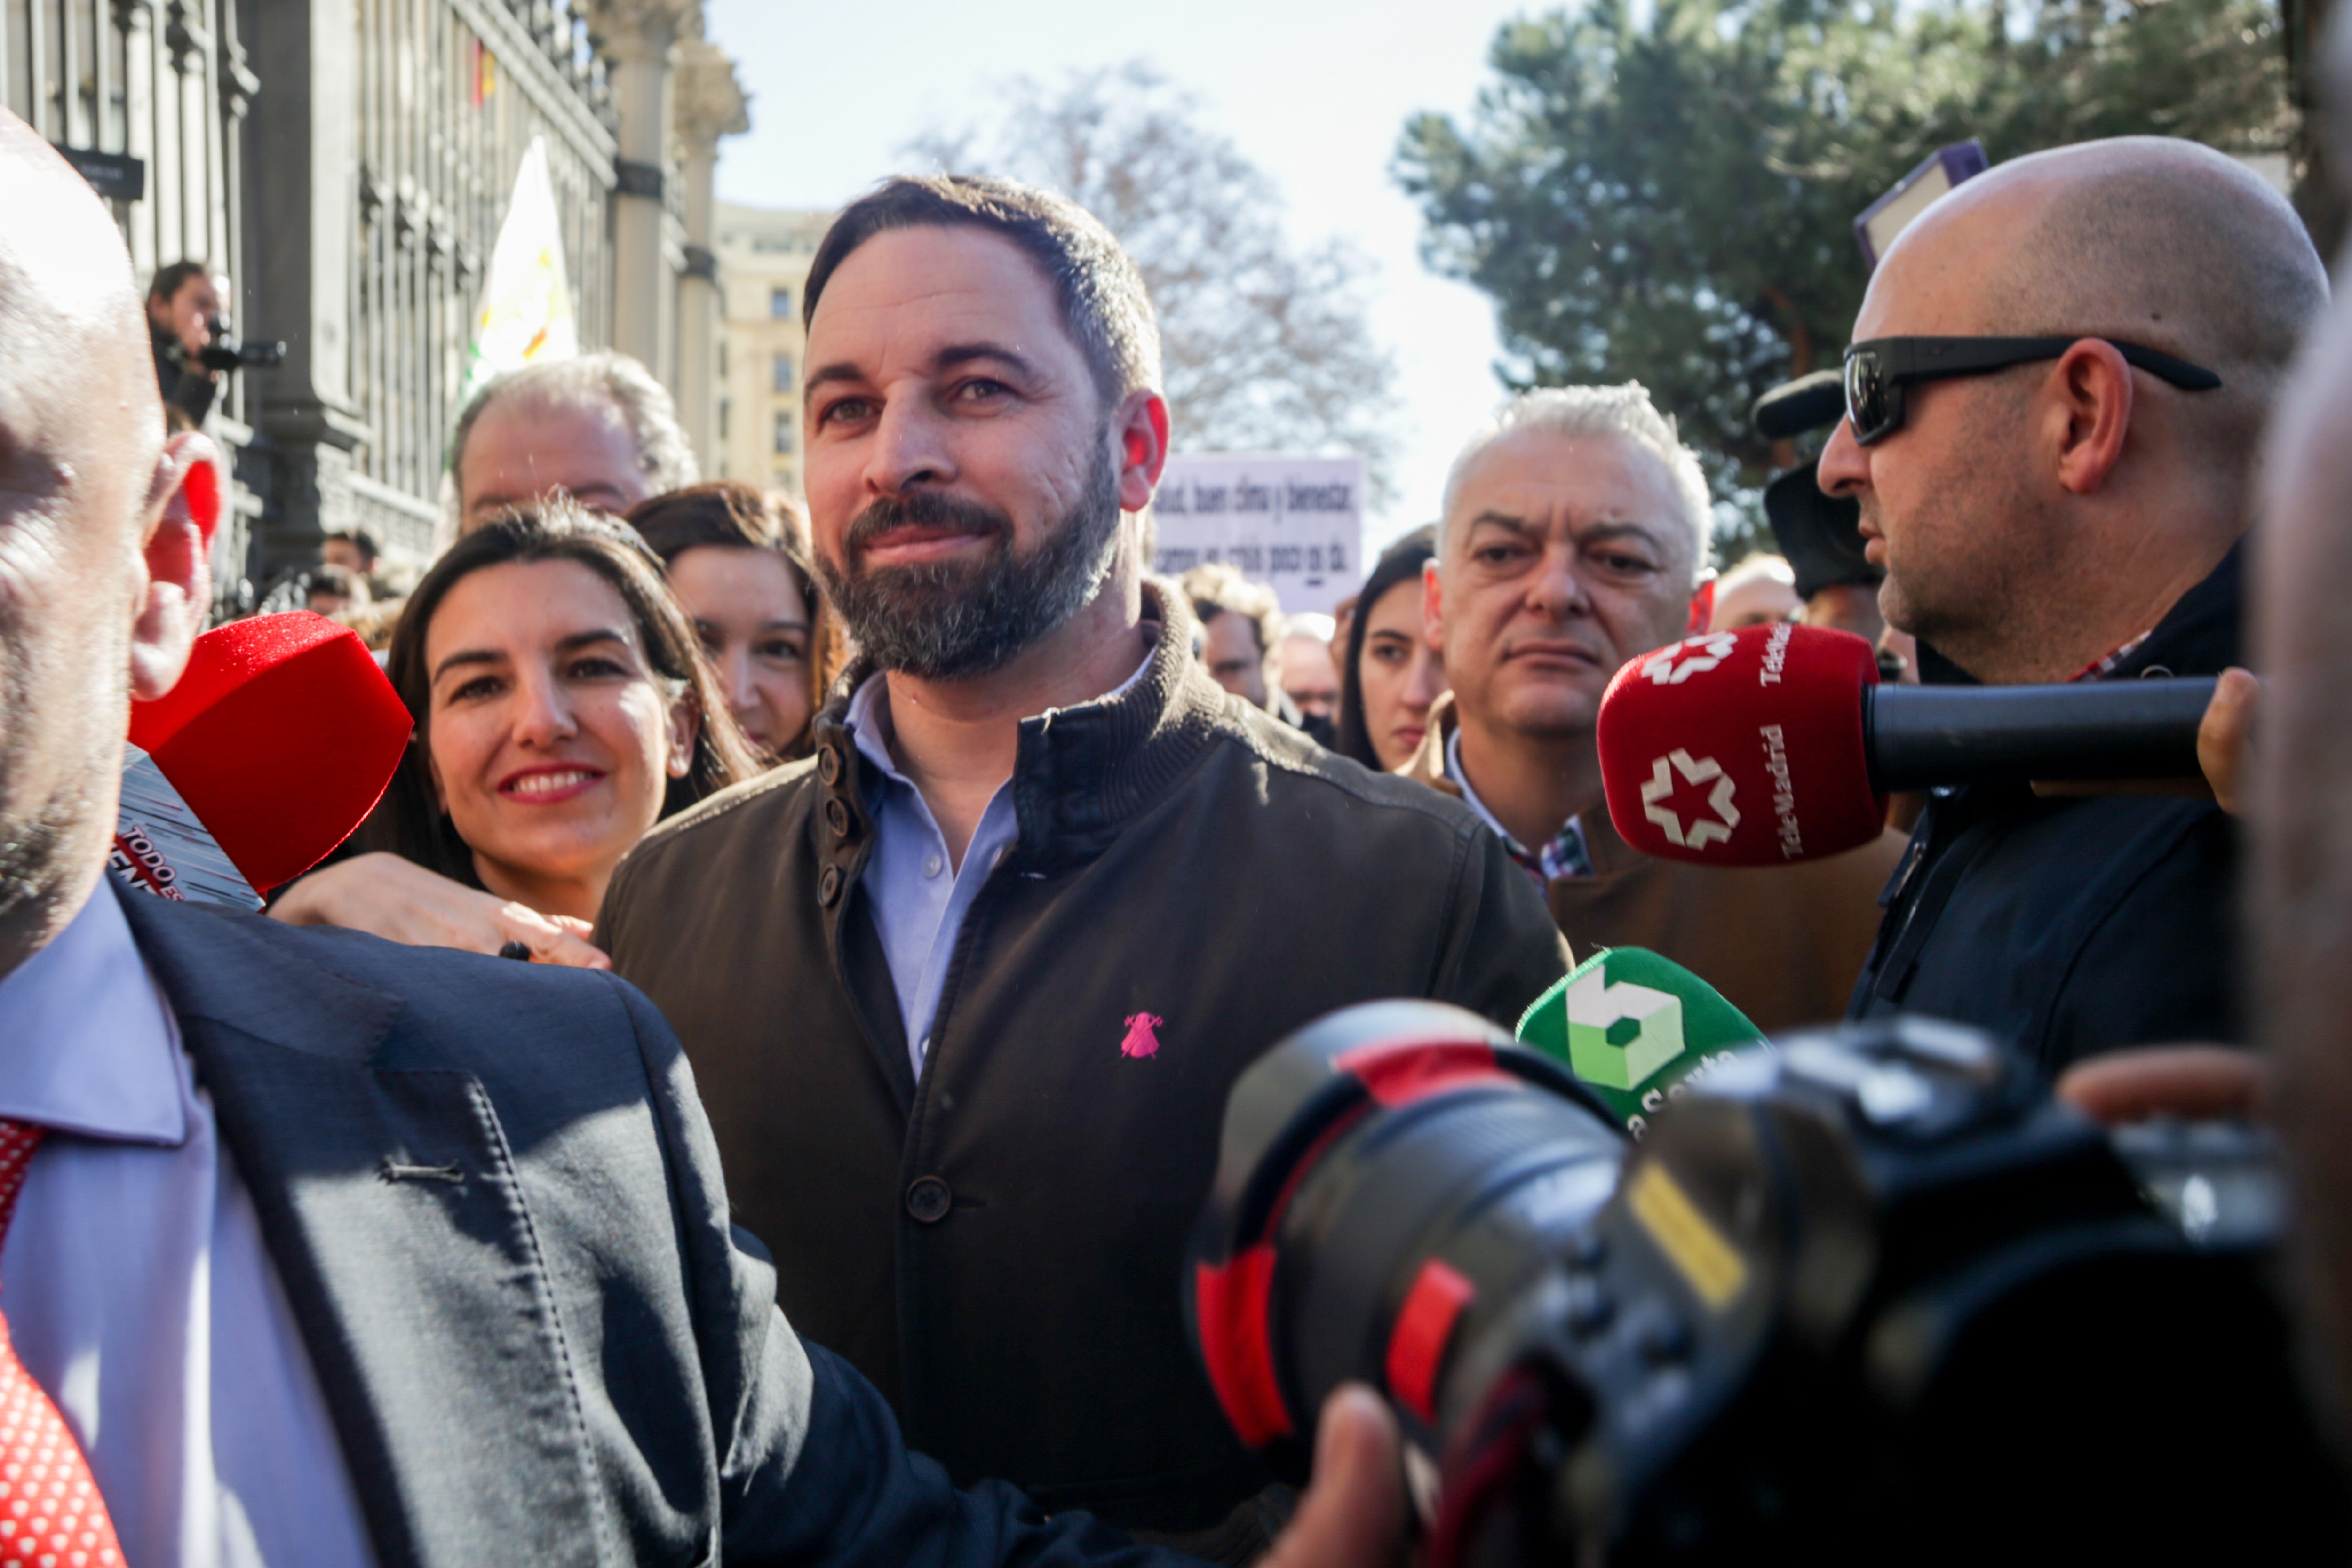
703;0;1544;555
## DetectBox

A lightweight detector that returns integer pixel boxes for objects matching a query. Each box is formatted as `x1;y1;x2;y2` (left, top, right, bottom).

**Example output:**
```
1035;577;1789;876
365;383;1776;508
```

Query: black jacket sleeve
734;1338;1201;1568
1432;820;1574;1030
609;976;1199;1568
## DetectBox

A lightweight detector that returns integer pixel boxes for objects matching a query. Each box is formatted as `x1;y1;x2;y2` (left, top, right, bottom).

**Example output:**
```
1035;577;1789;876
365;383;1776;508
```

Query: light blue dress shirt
0;883;374;1568
845;654;1151;1077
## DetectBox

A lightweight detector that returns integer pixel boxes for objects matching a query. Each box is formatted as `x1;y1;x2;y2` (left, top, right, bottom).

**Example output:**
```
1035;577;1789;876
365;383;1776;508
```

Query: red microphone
1598;623;1886;866
1599;622;2219;866
117;612;412;903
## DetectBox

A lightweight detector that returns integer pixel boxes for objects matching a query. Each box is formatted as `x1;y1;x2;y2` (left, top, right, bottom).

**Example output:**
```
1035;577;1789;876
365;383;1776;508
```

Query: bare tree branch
905;63;1403;505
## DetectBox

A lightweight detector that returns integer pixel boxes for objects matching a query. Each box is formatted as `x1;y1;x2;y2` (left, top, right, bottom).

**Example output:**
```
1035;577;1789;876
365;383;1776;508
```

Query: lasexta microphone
1515;947;1766;1138
116;612;411;903
1597;623;2217;866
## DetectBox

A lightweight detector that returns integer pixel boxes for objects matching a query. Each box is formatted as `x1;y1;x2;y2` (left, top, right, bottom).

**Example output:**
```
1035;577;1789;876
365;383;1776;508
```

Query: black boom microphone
1866;675;2215;791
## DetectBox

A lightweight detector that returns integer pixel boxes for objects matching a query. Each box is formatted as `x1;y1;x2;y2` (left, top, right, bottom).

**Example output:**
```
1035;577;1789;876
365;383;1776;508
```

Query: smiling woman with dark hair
269;501;759;961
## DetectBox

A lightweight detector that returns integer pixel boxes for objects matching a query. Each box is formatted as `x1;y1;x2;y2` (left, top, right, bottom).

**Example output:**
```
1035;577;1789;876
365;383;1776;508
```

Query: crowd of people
5;65;2352;1568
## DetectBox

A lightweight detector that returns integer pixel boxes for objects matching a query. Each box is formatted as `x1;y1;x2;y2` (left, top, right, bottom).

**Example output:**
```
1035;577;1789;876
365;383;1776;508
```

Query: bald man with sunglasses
1815;135;2326;1071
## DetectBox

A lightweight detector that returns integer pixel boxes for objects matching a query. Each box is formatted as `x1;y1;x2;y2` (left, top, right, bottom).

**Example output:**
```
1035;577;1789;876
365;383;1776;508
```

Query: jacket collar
808;580;1234;868
1916;537;2244;686
115;885;609;1568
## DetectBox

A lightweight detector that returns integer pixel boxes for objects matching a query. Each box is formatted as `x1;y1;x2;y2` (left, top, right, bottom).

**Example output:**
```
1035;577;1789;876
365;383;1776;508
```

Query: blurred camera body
1191;1007;2341;1564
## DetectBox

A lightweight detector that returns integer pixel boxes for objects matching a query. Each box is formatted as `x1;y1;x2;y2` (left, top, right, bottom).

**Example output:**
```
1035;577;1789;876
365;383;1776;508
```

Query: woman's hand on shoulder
269;852;611;970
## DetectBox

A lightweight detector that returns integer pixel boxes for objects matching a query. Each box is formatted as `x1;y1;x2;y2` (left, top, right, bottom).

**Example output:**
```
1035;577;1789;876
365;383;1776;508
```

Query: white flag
463;137;578;399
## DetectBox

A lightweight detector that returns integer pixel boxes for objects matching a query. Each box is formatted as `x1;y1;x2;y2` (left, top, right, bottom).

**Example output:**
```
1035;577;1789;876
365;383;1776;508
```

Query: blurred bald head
0;110;194;979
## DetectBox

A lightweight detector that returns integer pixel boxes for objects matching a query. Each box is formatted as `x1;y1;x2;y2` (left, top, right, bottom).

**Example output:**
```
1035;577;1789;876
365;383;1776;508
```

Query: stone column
585;0;700;385
241;0;369;579
670;41;747;473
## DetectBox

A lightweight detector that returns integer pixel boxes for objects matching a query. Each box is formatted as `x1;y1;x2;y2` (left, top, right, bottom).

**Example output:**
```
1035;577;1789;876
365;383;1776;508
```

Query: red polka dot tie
0;1123;121;1568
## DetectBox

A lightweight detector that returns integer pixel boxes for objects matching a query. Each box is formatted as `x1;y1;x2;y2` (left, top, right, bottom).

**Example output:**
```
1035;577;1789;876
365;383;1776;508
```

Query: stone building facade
4;0;745;603
713;201;830;497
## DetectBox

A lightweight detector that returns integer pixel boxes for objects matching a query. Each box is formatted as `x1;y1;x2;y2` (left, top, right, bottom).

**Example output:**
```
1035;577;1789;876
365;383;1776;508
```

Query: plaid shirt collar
1443;727;1597;883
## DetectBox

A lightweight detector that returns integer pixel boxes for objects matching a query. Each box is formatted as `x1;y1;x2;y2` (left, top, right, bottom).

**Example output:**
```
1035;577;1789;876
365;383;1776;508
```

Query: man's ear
1685;576;1716;636
1422;557;1445;648
2049;340;2135;497
1115;390;1172;513
128;432;223;702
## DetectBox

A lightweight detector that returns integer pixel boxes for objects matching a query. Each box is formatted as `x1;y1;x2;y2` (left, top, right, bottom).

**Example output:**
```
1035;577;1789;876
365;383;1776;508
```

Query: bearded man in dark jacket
599;175;1569;1560
1815;137;2328;1070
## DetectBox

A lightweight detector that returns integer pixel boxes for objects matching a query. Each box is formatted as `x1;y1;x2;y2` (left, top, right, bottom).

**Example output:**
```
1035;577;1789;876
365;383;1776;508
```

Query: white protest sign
1150;454;1365;614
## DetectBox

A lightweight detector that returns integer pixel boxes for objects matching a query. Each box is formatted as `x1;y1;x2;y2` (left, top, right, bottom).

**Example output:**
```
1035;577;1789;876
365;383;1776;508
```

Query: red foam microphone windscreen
128;612;413;892
1597;622;1885;867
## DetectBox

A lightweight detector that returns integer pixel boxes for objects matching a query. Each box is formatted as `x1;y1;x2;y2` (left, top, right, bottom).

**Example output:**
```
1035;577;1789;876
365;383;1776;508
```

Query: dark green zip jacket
600;584;1568;1547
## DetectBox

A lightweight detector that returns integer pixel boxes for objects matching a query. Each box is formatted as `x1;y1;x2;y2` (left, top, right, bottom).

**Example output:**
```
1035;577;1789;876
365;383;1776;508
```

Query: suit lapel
116;889;608;1568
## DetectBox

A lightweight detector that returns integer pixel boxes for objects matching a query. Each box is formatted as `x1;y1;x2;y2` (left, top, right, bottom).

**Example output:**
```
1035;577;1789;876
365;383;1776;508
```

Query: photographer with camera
144;259;282;427
145;260;224;423
1817;136;2328;1070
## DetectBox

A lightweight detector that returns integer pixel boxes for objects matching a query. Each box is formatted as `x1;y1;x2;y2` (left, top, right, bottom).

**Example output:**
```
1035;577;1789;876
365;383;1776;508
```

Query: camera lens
1189;1002;1621;1454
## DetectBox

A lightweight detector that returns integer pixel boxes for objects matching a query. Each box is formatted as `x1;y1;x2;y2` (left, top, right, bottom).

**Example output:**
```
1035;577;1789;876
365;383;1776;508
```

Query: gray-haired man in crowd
1403;384;1905;1033
445;350;697;539
600;173;1568;1559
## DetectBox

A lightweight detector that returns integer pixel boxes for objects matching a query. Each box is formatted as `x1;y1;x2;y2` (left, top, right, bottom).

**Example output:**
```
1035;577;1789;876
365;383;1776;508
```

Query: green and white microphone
1514;948;1769;1138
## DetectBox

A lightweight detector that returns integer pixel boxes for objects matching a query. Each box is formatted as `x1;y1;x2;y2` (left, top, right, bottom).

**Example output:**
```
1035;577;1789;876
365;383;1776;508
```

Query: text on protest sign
1151;454;1365;614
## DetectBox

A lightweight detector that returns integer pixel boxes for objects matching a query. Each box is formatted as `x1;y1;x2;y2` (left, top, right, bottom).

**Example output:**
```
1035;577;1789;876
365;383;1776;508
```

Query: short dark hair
353;501;760;885
803;175;1160;406
147;260;211;306
325;527;380;565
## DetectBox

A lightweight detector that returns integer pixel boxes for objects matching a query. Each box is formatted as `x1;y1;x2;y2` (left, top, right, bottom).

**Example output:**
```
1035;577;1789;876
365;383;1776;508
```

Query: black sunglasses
1841;336;2222;446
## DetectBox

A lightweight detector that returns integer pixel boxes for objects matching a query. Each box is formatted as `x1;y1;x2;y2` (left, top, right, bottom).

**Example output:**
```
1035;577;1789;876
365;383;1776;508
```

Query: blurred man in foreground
602;173;1563;1557
1408;384;1904;1031
445;351;696;538
0;112;1399;1568
1819;135;2328;1069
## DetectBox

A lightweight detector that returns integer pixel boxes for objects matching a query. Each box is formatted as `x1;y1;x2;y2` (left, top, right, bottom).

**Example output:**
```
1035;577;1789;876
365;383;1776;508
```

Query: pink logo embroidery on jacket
1120;1013;1164;1059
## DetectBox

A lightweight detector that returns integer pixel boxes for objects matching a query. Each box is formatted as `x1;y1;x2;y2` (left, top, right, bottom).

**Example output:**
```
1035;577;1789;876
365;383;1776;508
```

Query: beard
816;439;1124;681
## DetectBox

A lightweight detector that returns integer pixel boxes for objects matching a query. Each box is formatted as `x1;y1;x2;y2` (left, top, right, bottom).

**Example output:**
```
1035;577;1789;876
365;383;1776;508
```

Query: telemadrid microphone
1515;947;1767;1138
112;613;412;907
1597;622;2216;867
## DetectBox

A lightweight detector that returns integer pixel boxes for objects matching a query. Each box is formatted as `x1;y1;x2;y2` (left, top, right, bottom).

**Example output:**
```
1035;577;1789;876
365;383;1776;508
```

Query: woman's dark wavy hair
625;480;842;759
353;501;761;887
1335;525;1438;770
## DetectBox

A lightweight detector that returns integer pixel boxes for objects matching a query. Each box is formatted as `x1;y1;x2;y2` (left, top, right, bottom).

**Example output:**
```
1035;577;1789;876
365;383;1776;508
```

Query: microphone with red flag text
111;613;412;907
1596;622;2217;866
